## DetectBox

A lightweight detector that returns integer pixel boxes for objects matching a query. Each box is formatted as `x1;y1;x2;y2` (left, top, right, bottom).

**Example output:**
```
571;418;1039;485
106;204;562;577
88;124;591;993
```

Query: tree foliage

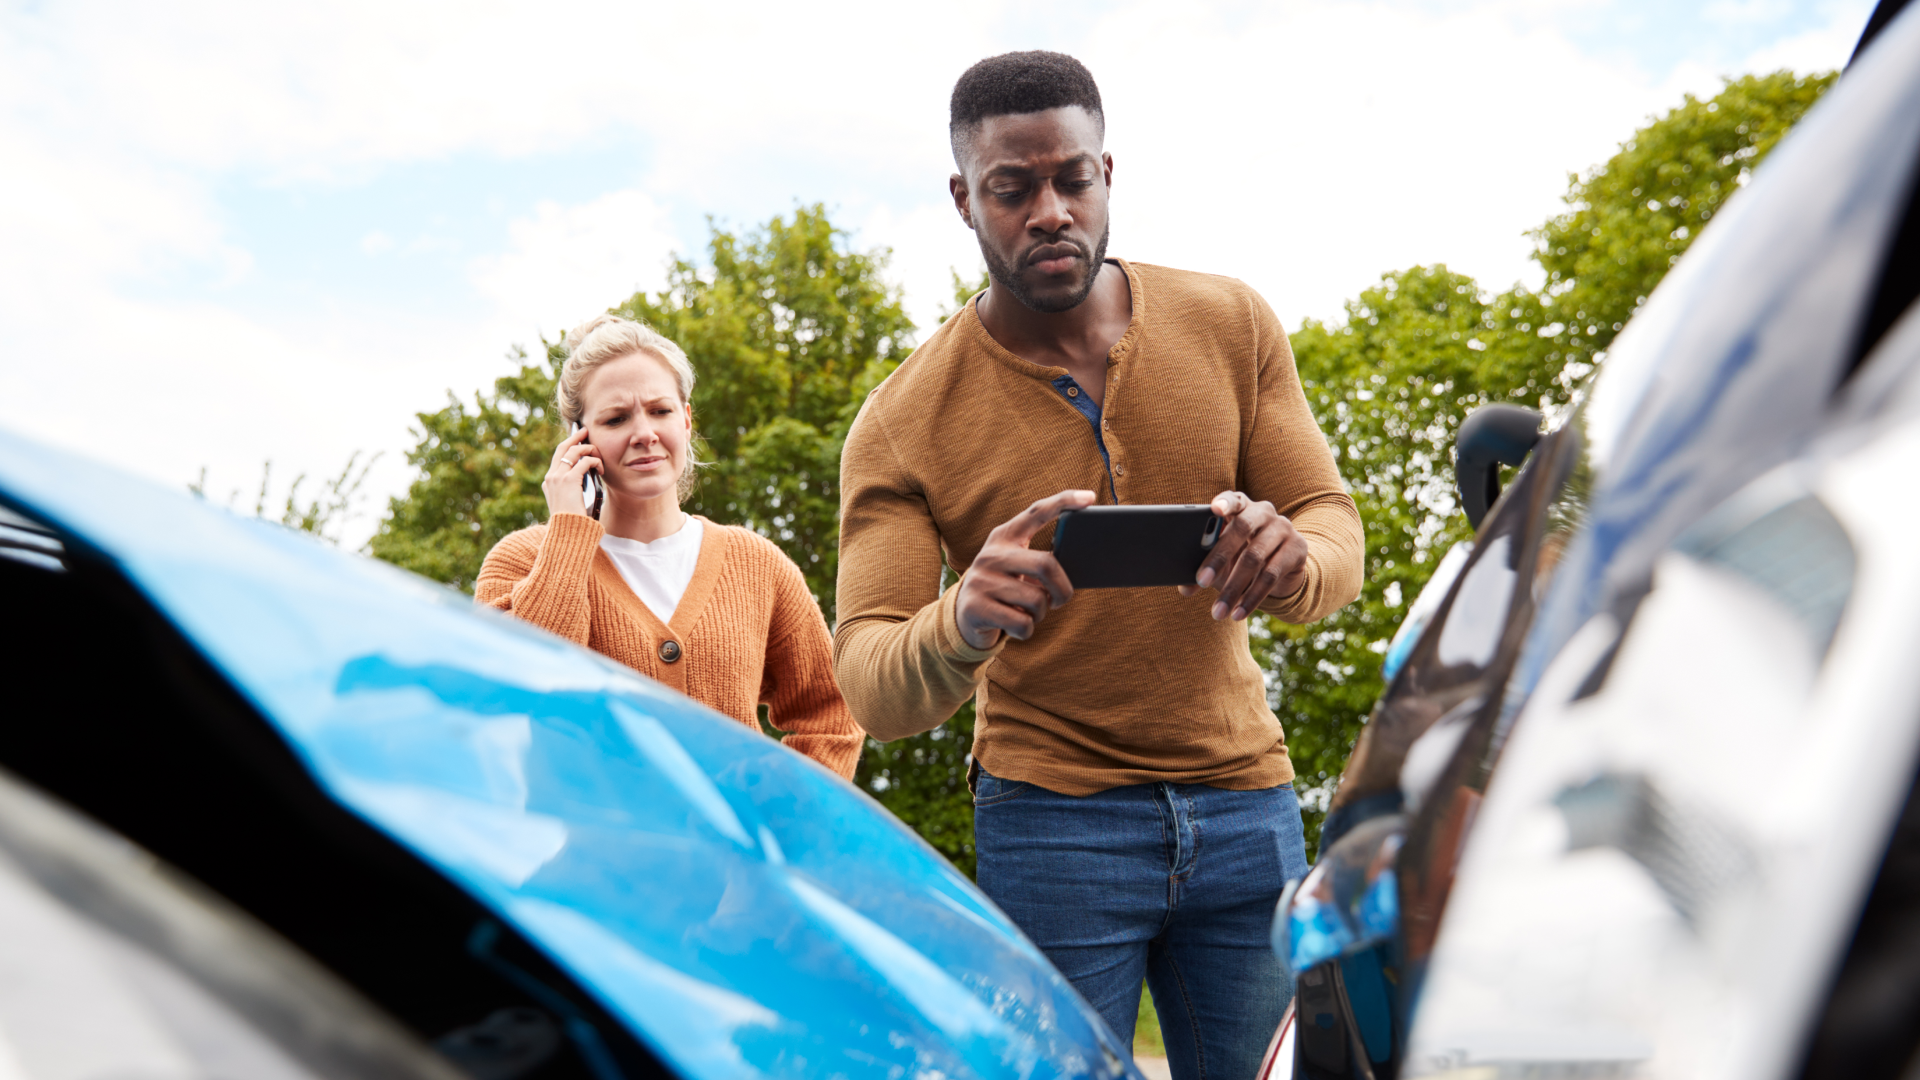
1272;72;1832;851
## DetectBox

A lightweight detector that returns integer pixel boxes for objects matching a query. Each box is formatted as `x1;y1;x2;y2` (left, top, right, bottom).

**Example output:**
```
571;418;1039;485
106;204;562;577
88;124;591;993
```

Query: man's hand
955;490;1097;650
1177;491;1310;621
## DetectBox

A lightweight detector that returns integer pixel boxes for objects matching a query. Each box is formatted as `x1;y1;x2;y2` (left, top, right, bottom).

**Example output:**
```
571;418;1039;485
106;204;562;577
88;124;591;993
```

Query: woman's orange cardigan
475;513;864;778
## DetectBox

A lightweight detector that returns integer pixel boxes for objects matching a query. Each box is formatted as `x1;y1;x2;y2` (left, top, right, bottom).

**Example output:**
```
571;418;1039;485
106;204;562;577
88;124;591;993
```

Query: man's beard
979;221;1112;314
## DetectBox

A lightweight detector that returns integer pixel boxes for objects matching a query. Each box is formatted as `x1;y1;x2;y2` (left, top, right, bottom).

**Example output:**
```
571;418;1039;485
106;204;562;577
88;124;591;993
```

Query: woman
475;313;863;779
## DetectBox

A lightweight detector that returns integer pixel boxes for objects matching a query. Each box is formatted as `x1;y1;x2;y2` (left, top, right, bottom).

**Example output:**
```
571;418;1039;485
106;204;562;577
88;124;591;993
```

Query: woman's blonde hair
558;313;705;499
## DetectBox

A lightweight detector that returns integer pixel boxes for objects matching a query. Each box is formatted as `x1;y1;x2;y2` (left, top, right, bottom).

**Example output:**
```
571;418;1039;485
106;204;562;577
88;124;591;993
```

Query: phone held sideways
1052;505;1221;589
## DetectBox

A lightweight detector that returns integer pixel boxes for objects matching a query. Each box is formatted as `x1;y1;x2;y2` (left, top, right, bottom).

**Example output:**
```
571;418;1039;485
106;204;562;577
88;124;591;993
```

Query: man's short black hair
949;51;1104;170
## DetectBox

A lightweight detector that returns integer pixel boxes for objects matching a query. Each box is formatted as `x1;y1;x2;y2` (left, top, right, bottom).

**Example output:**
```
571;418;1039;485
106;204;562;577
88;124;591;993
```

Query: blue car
0;428;1137;1079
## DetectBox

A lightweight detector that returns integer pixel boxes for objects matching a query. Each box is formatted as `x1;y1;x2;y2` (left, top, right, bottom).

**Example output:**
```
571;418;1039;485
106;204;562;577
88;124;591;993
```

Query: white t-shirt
599;514;704;626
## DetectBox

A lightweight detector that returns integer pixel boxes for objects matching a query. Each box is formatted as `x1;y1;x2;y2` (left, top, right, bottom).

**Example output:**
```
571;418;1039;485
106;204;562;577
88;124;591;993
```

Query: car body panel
1396;6;1920;1077
0;427;1132;1080
1405;367;1920;1078
1272;6;1920;1075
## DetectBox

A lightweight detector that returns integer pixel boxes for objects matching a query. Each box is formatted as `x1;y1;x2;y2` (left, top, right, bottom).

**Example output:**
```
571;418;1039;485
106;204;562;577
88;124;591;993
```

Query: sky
0;0;1874;546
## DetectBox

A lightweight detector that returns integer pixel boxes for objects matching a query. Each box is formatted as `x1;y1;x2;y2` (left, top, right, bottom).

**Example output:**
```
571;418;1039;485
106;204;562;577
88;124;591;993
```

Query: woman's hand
543;427;602;518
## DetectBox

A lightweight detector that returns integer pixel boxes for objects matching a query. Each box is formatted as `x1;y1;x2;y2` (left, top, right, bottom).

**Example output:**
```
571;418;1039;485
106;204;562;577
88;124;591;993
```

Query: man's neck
976;260;1133;408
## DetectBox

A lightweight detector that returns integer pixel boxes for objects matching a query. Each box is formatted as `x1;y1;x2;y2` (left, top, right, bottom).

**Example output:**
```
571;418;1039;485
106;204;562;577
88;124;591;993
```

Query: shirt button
1067;386;1080;398
659;640;682;663
1115;465;1125;477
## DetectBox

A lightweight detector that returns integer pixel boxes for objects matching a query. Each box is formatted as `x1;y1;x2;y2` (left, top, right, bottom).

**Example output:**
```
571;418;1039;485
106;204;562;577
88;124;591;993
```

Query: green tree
1522;70;1835;389
1269;71;1833;852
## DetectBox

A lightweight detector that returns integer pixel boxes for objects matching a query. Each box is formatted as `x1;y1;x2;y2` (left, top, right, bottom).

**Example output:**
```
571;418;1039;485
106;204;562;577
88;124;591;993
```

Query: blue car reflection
0;428;1135;1080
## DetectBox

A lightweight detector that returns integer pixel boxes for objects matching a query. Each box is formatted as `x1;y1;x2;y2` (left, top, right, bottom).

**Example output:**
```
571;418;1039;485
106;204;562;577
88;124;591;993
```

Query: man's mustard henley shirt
833;260;1364;795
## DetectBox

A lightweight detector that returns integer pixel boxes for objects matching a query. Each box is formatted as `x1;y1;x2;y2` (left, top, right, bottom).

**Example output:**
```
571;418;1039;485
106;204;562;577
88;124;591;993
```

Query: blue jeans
973;769;1310;1080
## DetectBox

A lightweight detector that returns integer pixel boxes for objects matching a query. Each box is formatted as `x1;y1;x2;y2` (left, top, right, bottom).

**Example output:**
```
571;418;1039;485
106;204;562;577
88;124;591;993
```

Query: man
833;51;1362;1078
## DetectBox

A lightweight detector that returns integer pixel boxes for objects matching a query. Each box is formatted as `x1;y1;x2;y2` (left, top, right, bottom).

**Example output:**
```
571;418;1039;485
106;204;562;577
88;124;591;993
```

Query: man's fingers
993;489;1098;546
1222;530;1309;620
987;549;1076;605
1235;565;1284;620
980;571;1053;620
1212;519;1283;618
1235;536;1310;619
1195;544;1232;589
976;598;1038;641
1195;503;1259;588
964;577;1048;639
1210;490;1251;518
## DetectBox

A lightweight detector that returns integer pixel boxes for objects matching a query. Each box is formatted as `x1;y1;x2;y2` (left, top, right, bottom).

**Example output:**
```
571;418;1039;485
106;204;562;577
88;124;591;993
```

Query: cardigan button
659;640;682;664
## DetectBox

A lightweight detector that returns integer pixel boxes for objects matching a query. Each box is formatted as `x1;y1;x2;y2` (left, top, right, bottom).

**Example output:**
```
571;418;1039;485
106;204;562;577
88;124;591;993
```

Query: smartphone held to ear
572;423;604;520
1052;505;1222;588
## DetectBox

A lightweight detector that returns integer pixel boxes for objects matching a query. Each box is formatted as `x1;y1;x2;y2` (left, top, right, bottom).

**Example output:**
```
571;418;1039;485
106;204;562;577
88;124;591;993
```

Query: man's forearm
833;586;1003;741
1260;493;1365;623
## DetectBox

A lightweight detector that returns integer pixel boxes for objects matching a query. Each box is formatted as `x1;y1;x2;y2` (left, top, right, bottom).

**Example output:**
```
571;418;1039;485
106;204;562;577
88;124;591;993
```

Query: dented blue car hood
0;429;1130;1080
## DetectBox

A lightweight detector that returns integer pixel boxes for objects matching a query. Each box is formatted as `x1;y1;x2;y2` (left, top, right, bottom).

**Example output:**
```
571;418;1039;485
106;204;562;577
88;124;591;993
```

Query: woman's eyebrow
595;394;675;418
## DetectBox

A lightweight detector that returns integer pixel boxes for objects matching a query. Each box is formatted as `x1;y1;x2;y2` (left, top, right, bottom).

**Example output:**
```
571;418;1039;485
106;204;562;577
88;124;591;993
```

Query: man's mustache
1018;239;1088;270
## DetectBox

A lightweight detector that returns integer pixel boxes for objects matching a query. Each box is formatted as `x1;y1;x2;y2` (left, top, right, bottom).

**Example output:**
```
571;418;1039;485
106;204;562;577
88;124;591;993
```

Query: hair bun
564;312;630;352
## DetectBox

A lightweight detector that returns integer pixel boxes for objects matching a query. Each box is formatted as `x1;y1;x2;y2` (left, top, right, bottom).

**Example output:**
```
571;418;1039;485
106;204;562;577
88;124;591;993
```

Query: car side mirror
1455;404;1543;530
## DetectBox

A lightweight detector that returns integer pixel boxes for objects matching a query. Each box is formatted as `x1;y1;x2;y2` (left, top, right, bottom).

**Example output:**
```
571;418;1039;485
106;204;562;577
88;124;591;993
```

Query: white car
1263;0;1920;1076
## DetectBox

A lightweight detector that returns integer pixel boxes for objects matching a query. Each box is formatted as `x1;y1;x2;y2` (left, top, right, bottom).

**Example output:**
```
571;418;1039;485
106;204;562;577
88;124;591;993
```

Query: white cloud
1085;0;1677;324
0;0;1875;550
470;189;678;340
1733;4;1872;73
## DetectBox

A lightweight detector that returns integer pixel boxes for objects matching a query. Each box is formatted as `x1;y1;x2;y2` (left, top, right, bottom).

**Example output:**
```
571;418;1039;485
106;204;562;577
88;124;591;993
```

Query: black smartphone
1052;505;1223;589
572;422;604;519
